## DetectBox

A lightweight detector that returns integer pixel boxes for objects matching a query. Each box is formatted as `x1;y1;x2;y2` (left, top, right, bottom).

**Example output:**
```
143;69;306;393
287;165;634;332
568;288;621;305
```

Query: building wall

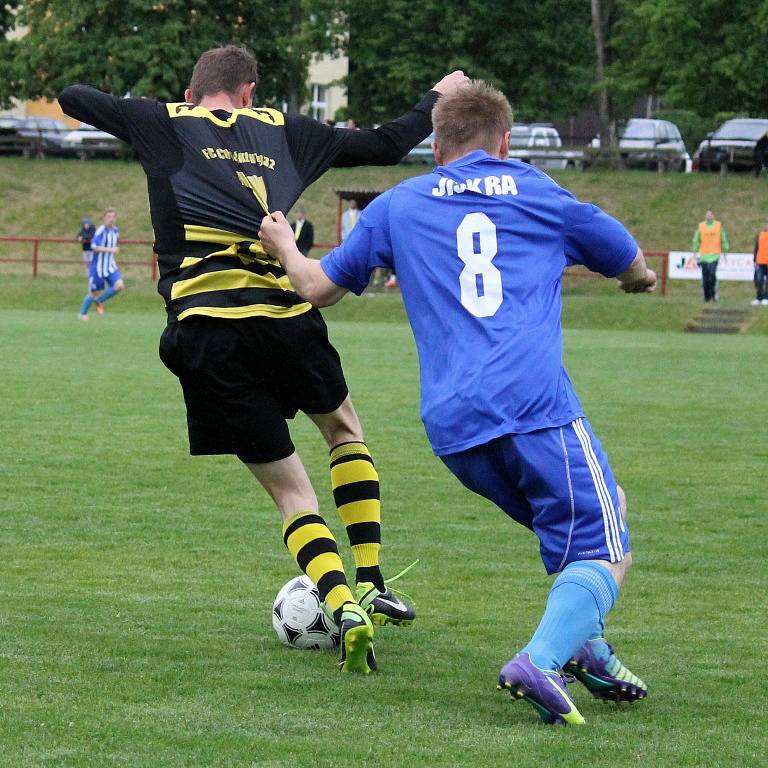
306;54;348;124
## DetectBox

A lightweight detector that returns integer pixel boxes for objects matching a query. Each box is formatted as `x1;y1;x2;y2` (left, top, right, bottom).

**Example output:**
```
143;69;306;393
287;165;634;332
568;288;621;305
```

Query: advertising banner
668;252;756;281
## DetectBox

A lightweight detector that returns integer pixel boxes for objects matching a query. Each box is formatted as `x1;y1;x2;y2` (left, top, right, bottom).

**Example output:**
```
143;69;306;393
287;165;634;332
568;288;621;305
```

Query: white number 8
456;212;502;317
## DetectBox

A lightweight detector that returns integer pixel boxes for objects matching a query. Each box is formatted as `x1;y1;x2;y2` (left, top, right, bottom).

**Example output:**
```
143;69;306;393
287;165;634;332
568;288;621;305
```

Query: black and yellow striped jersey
58;85;438;322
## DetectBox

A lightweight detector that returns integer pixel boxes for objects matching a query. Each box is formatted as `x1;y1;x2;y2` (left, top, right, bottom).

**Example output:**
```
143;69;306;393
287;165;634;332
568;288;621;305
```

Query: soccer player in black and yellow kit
59;45;469;673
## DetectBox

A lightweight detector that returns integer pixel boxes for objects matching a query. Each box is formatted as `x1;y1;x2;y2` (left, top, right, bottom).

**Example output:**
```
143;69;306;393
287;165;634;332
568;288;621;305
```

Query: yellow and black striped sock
282;511;355;621
329;442;384;591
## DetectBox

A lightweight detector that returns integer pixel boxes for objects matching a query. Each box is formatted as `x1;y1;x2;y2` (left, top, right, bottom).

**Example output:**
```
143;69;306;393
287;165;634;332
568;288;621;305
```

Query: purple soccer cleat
497;652;585;726
566;638;647;703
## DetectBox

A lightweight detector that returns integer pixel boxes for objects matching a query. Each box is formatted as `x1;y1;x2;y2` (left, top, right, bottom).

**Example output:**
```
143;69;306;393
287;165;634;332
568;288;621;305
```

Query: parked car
0;116;27;153
619;118;688;171
57;123;124;159
17;117;70;155
508;124;583;170
694;118;768;172
404;125;584;169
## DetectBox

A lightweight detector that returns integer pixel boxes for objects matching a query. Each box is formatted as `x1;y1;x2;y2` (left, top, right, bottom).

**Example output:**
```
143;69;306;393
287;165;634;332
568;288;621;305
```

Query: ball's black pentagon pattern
282;623;302;645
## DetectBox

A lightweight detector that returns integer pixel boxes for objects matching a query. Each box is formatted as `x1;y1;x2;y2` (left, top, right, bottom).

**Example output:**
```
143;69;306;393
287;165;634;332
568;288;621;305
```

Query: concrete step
686;306;751;334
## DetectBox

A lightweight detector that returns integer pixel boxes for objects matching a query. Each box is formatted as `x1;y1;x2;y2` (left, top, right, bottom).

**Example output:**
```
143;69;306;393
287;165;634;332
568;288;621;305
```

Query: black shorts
158;309;348;463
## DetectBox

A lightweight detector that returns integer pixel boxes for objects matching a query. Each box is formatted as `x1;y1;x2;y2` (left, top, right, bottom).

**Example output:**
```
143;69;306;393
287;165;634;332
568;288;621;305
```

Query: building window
311;84;327;122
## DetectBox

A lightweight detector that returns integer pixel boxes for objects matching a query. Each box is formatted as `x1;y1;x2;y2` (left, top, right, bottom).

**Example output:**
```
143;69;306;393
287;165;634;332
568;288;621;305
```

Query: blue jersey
89;224;120;277
321;151;637;455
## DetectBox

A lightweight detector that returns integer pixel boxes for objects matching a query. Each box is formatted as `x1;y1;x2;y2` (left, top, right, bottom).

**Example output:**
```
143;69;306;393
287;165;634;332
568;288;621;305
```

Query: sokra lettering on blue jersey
431;174;518;198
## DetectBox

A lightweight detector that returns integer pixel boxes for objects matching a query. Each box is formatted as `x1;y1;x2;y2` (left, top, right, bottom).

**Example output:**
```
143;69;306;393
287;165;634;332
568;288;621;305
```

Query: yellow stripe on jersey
171;268;295;300
183;224;266;249
166;103;285;127
176;303;312;322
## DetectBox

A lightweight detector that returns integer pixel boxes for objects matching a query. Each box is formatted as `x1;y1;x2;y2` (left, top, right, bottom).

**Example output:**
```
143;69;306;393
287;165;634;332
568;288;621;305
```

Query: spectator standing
341;199;360;241
752;219;768;306
290;207;314;256
77;216;96;275
692;209;729;302
78;207;125;320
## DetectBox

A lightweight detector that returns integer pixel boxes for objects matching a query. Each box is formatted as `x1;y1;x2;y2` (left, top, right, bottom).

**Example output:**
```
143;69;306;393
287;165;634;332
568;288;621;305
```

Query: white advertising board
668;251;756;281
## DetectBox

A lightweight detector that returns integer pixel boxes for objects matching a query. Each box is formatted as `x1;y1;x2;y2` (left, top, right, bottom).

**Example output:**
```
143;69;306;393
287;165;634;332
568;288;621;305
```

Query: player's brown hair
188;45;259;104
432;80;513;159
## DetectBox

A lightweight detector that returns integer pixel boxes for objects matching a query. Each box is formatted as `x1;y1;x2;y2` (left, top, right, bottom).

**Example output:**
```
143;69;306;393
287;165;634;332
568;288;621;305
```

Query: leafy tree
612;0;768;118
347;0;593;126
7;0;347;106
0;1;22;107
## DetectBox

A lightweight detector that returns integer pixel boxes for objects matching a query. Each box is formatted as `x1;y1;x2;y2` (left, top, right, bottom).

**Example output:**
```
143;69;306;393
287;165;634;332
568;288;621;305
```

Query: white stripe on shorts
572;418;624;562
556;426;577;572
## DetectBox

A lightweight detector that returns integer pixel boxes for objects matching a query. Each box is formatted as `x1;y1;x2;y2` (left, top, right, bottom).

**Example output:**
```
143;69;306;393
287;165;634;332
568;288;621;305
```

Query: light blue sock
79;294;94;316
521;561;619;670
96;286;118;304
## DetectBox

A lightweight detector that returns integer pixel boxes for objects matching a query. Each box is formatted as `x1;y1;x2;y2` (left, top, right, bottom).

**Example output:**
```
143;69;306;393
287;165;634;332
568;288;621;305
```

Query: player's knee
115;280;125;291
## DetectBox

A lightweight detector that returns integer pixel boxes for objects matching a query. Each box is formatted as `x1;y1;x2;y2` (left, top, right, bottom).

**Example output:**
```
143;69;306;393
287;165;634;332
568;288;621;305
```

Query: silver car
619;118;688;171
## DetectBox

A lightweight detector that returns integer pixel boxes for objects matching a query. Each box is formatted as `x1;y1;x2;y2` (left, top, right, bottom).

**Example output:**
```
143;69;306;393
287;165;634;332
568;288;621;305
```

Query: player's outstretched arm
58;85;131;143
259;213;347;307
617;248;657;293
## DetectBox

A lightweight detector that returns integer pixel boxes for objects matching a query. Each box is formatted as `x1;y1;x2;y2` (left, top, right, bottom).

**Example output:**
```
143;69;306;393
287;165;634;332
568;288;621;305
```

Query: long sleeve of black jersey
58;86;183;176
58;85;132;143
285;90;439;187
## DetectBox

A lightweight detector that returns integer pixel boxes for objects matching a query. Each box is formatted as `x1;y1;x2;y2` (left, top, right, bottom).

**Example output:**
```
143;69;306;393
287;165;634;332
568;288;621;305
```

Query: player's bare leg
94;277;125;315
245;453;375;673
309;396;416;626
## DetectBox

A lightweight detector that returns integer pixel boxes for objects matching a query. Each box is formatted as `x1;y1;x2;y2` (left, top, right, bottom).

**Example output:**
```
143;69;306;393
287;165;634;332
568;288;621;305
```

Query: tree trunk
591;0;618;166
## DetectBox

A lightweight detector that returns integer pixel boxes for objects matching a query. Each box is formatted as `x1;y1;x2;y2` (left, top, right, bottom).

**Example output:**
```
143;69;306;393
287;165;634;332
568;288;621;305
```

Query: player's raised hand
259;211;297;260
431;71;470;96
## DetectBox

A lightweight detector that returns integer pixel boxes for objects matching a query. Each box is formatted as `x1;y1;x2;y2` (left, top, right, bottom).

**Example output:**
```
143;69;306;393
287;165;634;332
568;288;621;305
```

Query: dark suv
694;118;768;171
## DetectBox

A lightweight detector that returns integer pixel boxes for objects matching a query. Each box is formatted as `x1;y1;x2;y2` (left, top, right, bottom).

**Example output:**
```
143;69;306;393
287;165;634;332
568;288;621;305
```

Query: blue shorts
440;417;630;574
89;269;122;292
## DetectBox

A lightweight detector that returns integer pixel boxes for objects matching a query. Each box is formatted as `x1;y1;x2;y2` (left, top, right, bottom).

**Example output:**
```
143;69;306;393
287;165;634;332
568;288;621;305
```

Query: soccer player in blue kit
78;207;125;320
259;81;656;725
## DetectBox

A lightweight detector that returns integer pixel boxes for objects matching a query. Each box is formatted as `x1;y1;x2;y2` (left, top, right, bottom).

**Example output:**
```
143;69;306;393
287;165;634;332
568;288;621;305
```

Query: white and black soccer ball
272;575;340;650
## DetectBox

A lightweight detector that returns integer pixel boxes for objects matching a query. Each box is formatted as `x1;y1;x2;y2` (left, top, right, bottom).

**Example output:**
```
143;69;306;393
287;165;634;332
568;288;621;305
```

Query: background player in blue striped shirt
260;80;657;726
78;207;125;320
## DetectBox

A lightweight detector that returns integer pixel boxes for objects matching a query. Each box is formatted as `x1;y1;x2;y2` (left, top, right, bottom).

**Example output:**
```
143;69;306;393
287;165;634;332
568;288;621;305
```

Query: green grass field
2;279;767;765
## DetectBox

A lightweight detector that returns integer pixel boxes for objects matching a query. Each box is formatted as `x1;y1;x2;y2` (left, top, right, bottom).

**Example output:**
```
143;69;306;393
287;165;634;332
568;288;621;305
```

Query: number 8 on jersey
456;212;502;317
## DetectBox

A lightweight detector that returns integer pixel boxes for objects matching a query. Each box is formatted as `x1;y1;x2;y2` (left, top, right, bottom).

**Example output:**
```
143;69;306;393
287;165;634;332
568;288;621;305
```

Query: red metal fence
0;235;668;295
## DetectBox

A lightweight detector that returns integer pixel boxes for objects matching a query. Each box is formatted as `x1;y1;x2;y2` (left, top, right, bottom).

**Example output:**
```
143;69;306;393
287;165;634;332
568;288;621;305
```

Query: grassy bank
2;156;768;251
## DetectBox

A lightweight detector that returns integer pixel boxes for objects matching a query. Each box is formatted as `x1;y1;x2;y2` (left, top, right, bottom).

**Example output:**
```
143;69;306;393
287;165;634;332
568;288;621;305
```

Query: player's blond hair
432;80;513;159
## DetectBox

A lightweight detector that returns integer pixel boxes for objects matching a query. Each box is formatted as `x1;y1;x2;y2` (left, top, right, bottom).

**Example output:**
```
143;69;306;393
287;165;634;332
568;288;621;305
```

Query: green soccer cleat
356;582;416;626
338;603;376;674
355;560;418;627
